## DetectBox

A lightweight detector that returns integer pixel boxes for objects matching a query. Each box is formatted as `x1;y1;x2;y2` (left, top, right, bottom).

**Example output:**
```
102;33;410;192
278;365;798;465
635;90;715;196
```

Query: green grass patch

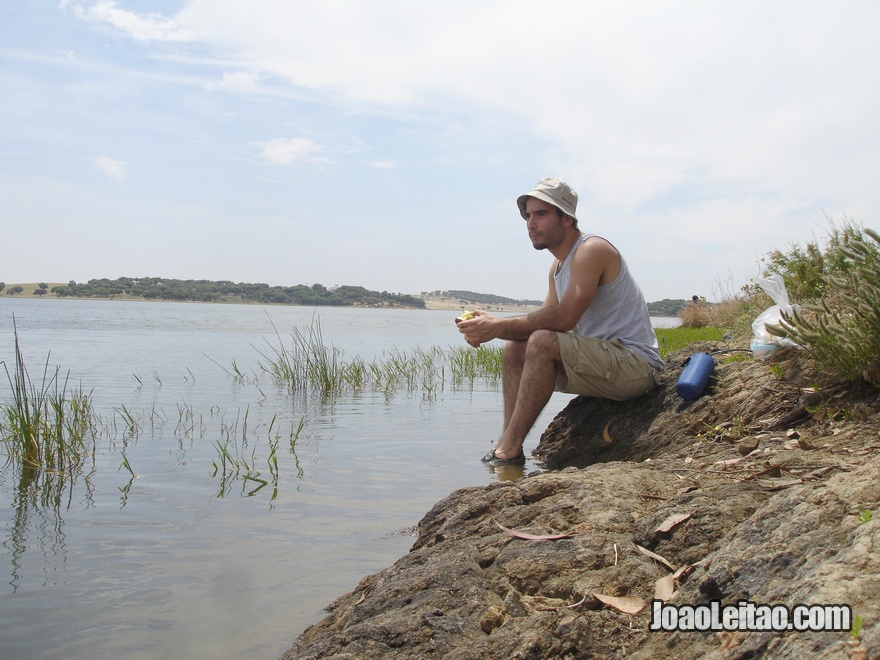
655;326;727;358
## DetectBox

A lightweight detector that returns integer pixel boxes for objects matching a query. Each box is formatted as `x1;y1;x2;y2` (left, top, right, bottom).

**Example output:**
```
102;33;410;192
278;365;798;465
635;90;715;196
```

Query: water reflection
6;464;95;591
484;462;527;482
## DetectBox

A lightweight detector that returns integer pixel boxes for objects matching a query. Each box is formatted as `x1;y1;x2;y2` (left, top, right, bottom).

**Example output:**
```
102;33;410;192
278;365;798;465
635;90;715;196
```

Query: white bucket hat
516;177;578;220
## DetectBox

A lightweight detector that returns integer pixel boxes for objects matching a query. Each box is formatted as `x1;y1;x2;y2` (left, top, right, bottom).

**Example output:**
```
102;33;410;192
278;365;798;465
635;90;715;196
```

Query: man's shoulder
580;233;612;247
577;234;620;259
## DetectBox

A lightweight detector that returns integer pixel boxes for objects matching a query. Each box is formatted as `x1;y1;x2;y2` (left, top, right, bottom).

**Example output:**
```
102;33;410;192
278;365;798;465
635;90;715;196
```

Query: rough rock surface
283;343;880;659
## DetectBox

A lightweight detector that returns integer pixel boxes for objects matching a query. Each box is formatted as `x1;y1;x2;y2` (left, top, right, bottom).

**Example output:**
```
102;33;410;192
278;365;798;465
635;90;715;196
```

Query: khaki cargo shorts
555;333;661;401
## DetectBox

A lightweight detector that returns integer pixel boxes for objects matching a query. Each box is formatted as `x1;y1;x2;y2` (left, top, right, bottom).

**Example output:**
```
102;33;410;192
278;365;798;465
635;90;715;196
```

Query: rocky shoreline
283;343;878;659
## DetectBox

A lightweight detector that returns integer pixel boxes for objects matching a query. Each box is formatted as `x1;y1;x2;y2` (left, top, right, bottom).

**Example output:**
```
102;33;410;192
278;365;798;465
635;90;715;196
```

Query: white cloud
127;2;879;200
72;0;196;41
258;137;322;165
365;161;397;169
93;156;129;182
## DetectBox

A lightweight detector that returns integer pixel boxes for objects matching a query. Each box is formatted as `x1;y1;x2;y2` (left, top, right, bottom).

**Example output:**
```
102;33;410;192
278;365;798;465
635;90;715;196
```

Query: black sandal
481;448;526;465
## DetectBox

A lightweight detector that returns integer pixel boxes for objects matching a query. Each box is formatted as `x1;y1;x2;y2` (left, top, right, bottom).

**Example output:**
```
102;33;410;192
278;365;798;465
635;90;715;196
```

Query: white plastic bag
750;274;800;360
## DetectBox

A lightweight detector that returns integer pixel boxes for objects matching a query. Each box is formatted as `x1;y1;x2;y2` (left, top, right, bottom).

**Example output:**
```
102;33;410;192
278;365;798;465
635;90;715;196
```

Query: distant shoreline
1;284;681;317
0;295;680;317
0;285;543;314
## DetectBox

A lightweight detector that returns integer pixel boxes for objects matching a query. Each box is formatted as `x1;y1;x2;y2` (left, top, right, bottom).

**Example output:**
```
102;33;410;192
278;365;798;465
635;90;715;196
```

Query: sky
2;1;878;303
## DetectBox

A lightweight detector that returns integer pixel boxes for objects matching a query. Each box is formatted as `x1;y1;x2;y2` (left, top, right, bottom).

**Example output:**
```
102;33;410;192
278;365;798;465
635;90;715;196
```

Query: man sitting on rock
456;177;664;465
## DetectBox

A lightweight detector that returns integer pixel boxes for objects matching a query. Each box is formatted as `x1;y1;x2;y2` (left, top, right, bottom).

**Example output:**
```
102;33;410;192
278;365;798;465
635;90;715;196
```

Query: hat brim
516;192;577;220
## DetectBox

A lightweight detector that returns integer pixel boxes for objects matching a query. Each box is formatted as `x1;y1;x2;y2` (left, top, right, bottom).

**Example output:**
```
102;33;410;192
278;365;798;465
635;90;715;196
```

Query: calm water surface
0;299;675;659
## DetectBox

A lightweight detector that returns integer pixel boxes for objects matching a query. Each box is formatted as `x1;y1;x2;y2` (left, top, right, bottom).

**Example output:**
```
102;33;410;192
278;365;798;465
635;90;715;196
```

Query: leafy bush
767;225;880;386
762;220;866;303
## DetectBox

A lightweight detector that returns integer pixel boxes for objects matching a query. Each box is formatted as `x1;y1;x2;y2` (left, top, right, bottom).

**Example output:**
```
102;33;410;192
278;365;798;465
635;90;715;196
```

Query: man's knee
525;329;561;359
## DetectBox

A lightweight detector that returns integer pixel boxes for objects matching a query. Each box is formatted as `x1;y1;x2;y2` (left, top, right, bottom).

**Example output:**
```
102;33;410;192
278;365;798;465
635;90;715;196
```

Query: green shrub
762;219;866;303
767;225;880;386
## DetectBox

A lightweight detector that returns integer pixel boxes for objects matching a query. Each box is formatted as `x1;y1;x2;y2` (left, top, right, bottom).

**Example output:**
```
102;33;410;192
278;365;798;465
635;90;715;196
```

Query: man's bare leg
501;339;527;432
489;330;561;460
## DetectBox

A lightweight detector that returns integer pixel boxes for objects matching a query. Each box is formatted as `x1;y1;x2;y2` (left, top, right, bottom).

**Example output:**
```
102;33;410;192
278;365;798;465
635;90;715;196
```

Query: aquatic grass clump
255;315;348;394
448;345;503;386
254;317;504;397
0;325;97;475
210;407;283;502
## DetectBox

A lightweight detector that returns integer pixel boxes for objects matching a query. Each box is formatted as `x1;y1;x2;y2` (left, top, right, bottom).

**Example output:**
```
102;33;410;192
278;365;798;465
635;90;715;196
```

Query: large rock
283;346;879;658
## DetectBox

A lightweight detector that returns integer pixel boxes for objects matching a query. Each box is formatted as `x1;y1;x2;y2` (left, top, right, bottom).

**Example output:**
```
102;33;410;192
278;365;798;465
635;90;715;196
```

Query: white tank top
554;234;663;370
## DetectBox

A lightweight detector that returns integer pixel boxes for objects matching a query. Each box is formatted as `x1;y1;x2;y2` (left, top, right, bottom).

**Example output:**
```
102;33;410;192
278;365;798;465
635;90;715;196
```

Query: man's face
523;198;567;251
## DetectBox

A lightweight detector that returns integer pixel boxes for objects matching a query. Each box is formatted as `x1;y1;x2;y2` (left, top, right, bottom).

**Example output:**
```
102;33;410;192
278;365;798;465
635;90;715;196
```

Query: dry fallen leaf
533;594;588;611
656;512;692;533
654;574;676;602
797;437;816;450
635;544;676;571
673;561;701;583
802;466;834;481
494;519;575;540
602;420;614;445
593;593;645;614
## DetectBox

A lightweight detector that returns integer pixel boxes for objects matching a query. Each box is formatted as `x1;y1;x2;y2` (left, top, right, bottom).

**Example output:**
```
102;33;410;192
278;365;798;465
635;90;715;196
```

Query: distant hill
422;290;543;307
3;277;425;309
425;290;688;317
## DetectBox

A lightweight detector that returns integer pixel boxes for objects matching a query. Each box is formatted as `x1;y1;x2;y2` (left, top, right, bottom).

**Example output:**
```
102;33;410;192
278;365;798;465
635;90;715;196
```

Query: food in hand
456;310;476;322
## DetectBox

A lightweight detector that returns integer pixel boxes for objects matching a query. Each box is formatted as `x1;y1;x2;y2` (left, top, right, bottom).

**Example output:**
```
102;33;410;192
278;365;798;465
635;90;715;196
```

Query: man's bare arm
458;238;618;345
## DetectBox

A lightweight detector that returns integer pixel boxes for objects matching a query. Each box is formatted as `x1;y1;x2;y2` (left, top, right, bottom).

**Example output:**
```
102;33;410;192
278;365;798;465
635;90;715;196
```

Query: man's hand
455;309;495;347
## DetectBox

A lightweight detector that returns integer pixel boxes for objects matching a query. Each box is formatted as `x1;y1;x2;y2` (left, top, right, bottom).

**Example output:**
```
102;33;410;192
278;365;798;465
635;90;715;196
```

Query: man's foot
481;448;526;465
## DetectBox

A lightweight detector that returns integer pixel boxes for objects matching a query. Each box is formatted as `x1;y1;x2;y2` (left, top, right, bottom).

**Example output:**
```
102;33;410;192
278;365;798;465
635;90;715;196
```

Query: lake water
0;298;677;659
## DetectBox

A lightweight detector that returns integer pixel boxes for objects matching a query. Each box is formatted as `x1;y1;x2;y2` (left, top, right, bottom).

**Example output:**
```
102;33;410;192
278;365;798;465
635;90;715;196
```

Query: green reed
0;323;97;475
254;317;503;397
210;406;282;502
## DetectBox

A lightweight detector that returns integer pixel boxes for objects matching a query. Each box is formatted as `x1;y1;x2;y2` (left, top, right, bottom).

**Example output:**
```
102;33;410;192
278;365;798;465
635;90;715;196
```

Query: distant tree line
426;289;543;307
646;298;689;317
3;278;692;315
44;277;426;308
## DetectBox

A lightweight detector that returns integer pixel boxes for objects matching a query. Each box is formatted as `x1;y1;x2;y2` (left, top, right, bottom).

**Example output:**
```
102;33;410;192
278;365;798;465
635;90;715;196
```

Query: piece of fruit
457;310;475;322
